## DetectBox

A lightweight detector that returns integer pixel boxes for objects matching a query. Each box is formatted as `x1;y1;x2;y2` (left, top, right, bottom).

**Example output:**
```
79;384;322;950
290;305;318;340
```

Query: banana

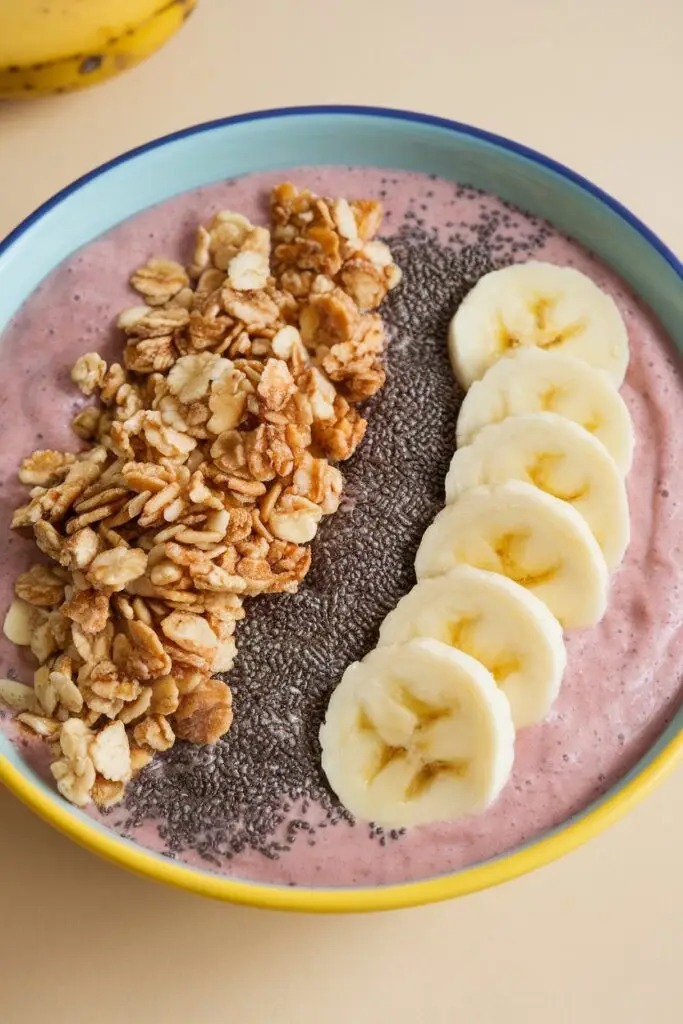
378;567;566;728
446;413;630;570
319;637;515;828
0;0;196;99
455;348;634;474
449;261;629;389
415;481;609;628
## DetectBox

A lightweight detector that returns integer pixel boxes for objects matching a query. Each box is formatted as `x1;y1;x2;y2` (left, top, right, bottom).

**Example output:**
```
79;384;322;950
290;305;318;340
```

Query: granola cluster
1;183;401;808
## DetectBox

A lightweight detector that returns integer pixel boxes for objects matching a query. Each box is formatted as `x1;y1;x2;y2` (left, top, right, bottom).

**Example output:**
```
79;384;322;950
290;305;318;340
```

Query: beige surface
0;1;681;1021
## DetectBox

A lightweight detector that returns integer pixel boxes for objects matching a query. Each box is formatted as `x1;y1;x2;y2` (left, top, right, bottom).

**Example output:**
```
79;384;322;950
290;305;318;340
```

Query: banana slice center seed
496;295;586;354
493;532;560;587
358;690;472;794
527;452;588;503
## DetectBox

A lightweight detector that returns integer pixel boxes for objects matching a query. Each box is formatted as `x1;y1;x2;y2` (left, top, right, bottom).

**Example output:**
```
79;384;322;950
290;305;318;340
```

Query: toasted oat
257;358;296;412
150;676;180;716
160;611;218;660
130;745;155;775
226;250;268;293
133;713;175;752
71;353;107;396
0;679;39;714
87;547;147;590
61;588;110;634
117;686;153;725
19;450;76;487
17;711;60;738
91;776;126;808
62;527;100;570
172;678;233;744
268;492;323;544
89;721;131;782
131;258;189;306
168;352;232;404
207;368;248;434
51;756;95;807
51;671;83;715
213;637;237;673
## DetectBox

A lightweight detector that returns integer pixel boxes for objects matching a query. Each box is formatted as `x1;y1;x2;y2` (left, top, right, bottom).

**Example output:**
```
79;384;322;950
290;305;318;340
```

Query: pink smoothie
1;167;681;888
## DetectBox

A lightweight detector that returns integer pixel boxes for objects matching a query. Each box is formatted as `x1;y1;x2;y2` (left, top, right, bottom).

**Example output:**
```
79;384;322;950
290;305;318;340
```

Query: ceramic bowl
0;106;681;912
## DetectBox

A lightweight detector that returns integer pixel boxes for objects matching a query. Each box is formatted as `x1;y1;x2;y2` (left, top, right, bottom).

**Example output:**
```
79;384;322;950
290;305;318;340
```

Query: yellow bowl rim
2;730;681;913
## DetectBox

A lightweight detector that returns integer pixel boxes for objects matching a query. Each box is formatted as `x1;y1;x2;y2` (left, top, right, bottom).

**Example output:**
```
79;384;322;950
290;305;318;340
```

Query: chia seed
119;194;551;867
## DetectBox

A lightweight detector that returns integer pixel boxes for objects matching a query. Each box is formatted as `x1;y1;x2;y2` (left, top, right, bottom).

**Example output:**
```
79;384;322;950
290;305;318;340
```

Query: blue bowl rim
1;105;681;279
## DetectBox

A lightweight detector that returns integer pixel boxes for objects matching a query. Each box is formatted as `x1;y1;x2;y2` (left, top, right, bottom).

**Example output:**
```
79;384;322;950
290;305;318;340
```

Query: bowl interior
0;107;681;911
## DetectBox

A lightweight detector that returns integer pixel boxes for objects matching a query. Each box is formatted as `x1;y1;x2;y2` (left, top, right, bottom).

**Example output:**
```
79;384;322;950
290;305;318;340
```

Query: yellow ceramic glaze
1;730;680;912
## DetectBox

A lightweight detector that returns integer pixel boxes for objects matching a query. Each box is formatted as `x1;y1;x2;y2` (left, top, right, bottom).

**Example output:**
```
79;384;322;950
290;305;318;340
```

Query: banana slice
446;413;630;570
319;637;515;828
415;481;609;628
378;567;565;728
456;348;634;474
449;261;629;389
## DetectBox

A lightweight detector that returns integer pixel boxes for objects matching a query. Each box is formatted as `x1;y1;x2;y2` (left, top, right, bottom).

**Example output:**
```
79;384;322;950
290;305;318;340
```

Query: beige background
0;1;681;1021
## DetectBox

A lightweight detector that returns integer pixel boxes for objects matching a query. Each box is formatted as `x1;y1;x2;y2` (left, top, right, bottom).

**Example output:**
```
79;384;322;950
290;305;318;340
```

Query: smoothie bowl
0;107;681;912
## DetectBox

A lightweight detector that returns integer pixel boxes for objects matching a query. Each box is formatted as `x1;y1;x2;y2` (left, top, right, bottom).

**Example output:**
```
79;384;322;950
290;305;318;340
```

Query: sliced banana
415;481;609;628
449;261;629;389
446;413;630;570
319;637;515;828
455;348;634;474
378;567;566;728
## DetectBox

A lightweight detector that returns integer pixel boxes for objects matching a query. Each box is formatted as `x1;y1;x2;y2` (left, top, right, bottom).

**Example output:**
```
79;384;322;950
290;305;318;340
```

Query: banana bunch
0;0;196;99
321;261;633;829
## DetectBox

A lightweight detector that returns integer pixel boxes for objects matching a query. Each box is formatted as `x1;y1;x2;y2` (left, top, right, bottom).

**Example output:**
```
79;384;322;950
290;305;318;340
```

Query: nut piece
3;598;43;646
173;678;233;744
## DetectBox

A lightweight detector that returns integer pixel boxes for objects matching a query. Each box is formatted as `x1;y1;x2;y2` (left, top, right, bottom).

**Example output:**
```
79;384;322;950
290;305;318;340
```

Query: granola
1;182;401;807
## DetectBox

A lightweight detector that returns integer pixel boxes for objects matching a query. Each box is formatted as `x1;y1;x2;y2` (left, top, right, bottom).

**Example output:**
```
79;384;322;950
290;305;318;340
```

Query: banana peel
0;0;197;98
